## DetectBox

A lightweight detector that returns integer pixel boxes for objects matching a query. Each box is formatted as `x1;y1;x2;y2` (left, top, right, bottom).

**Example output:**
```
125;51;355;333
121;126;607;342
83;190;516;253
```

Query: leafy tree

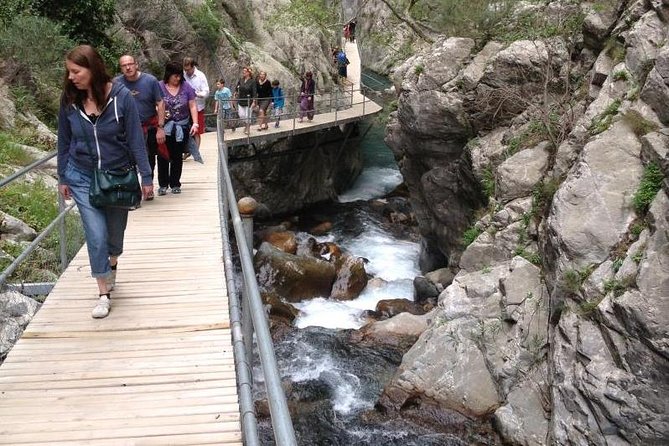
31;0;115;47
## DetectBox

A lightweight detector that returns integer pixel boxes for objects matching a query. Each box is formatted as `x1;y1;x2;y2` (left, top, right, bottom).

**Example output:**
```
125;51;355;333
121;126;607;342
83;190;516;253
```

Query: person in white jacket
183;57;209;155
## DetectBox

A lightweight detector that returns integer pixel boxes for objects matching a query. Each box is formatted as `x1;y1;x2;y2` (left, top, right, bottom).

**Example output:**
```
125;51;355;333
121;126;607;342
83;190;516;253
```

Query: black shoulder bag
78;111;142;210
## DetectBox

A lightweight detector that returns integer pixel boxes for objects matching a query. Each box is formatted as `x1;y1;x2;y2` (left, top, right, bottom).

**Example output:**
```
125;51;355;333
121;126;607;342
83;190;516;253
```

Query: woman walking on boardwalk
235;67;257;135
57;45;152;319
157;61;199;196
256;70;272;131
299;71;316;122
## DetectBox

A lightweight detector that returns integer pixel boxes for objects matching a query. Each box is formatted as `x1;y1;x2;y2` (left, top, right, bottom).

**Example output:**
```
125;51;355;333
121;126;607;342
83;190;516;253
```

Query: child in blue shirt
214;78;235;131
271;80;284;128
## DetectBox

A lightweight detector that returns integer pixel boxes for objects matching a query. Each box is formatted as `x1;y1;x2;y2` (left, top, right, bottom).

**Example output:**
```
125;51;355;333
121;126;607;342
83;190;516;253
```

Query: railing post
362;86;366;116
334;89;338;124
350;83;354;108
238;196;258;367
58;194;68;272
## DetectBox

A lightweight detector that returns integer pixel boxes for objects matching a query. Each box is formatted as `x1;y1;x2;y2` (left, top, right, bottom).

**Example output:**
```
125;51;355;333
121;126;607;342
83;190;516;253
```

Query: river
255;73;497;445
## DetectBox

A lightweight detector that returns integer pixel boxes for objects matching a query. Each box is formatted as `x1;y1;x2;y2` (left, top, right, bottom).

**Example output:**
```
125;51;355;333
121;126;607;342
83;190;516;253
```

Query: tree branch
378;0;435;43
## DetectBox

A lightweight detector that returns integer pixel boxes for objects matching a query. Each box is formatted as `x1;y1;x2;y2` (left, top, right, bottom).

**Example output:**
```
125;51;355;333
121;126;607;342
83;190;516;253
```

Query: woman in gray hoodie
57;45;152;319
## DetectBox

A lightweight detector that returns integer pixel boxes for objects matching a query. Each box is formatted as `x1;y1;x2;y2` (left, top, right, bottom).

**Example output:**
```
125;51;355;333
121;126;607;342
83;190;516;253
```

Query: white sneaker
92;295;111;318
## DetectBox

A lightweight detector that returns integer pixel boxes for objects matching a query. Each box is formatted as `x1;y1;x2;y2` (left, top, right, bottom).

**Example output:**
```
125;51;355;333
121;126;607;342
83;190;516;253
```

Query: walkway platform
0;141;241;444
223;40;382;148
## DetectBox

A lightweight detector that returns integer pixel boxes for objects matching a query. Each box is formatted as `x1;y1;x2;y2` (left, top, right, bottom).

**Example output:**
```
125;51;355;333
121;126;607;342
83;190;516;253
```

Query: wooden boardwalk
0;139;242;445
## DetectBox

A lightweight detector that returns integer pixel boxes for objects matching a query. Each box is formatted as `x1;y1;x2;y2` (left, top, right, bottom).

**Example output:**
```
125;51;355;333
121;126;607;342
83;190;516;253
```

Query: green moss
0;133;33;166
462;226;482;247
589;99;621;135
481;166;496;198
633;162;664;215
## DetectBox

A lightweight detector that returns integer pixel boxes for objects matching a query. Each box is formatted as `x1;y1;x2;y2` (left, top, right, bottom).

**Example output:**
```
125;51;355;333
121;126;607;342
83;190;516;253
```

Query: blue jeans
64;163;129;278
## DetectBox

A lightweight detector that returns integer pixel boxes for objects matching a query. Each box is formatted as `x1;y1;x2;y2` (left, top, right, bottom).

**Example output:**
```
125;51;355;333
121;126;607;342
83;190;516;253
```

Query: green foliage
31;0;115;49
481;166;496;197
603;276;634;297
632;250;644;264
562;269;583;293
633;162;664;215
630;221;646;237
505;120;548;158
515;247;542;266
1;214;84;283
612;70;629;82
414;64;424;76
623;110;659;137
492;8;585;43
183;0;221;48
0;133;33;166
612;257;624;272
270;0;338;34
531;178;560;219
605;39;626;64
462;226;481;247
589;99;621;135
0;14;74;122
0;180;58;231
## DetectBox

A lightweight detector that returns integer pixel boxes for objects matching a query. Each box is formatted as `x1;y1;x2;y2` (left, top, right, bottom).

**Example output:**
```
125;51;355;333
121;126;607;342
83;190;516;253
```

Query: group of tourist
215;67;316;134
56;45;324;318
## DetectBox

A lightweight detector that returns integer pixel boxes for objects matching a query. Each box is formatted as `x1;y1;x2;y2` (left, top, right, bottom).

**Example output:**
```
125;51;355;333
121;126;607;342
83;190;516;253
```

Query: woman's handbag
89;166;142;209
79;112;142;209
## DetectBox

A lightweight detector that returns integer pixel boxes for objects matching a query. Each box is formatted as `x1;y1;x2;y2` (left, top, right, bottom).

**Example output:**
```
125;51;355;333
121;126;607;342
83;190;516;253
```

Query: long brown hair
62;45;111;107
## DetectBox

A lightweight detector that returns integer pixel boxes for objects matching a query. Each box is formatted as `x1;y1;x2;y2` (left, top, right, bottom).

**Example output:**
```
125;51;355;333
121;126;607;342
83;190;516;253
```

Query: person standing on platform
57;45;152;319
271;80;284;128
235;67;257;135
214;78;235;132
158;61;198;195
337;49;350;81
182;57;208;160
299;71;315;122
115;54;165;200
255;70;272;131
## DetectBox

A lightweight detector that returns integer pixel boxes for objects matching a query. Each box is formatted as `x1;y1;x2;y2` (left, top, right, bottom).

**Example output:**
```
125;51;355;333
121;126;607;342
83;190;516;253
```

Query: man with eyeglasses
115;55;165;199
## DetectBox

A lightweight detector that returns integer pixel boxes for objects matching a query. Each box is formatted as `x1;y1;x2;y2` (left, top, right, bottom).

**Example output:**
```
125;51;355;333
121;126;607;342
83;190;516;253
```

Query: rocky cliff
377;1;669;444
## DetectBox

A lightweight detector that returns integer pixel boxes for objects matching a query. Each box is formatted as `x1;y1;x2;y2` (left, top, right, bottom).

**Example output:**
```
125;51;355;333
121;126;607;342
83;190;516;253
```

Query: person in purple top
157;61;198;196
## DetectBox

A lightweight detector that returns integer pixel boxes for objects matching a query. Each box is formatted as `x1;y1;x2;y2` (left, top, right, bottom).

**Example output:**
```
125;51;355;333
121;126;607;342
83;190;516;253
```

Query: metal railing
0;151;76;291
207;85;376;142
216;114;297;444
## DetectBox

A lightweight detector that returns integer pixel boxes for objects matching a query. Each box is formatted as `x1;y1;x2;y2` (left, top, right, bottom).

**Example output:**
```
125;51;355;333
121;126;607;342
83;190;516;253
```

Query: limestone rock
641;45;669;125
0;212;37;242
0;291;40;357
548;121;643;270
254;242;336;302
496;142;550;203
625;10;668;80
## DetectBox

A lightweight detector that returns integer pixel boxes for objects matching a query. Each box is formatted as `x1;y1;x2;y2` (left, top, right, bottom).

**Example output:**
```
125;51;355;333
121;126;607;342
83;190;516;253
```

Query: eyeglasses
120;63;136;68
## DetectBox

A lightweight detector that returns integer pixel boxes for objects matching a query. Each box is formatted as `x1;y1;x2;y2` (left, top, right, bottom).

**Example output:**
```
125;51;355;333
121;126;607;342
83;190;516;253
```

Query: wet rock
424;267;456;291
330;254;368;301
375;298;426;320
360;310;436;347
309;221;333;235
412;276;439;304
254;242;336;302
262;230;297;254
262;291;299;324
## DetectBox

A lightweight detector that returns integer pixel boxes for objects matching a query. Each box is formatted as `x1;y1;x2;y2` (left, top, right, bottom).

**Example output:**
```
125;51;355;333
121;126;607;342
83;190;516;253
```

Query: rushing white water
294;220;419;331
337;166;403;203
